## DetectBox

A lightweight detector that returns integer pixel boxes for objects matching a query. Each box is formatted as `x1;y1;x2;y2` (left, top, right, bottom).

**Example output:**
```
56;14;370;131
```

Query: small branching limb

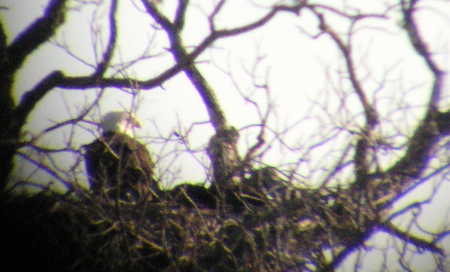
313;10;379;128
239;103;268;177
24;98;104;150
311;9;380;191
15;151;72;189
208;0;226;28
379;222;444;255
48;3;302;94
318;143;352;191
242;127;265;168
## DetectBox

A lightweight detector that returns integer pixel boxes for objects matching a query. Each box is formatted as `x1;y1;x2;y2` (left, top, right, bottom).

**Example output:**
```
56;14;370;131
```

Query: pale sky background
2;0;450;270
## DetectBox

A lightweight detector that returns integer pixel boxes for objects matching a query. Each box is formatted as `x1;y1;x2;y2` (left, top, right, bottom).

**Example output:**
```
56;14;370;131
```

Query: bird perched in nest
84;111;160;202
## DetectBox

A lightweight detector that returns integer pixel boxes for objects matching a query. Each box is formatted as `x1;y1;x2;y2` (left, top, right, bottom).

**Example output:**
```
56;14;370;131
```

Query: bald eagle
84;111;160;202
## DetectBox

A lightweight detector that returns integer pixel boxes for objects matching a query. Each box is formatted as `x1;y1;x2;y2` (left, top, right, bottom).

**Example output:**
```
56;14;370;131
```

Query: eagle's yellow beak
133;119;142;129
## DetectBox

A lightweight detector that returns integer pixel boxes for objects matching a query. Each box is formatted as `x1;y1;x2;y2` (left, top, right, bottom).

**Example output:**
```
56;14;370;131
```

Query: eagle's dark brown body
84;132;160;202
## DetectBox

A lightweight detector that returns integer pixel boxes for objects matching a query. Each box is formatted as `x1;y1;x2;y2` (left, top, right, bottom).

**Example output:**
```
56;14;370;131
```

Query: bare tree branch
401;0;444;108
379;222;444;254
93;0;118;78
4;0;68;75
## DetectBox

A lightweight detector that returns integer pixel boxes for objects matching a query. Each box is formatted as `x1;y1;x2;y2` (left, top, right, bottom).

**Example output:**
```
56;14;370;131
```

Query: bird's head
100;111;141;137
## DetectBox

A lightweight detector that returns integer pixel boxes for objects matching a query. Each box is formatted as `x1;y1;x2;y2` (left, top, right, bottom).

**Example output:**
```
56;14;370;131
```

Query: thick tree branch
144;0;226;129
14;71;65;132
174;0;189;30
138;2;302;187
5;0;68;74
93;0;118;78
1;70;65;191
0;0;68;193
140;1;302;130
48;3;303;98
371;1;446;198
401;0;444;108
379;222;443;254
0;19;6;62
141;1;174;33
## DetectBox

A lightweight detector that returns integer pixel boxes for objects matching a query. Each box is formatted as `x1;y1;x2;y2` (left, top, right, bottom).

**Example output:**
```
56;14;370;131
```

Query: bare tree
1;0;450;271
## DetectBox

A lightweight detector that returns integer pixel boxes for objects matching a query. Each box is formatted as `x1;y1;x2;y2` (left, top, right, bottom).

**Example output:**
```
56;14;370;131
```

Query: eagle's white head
100;111;141;137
